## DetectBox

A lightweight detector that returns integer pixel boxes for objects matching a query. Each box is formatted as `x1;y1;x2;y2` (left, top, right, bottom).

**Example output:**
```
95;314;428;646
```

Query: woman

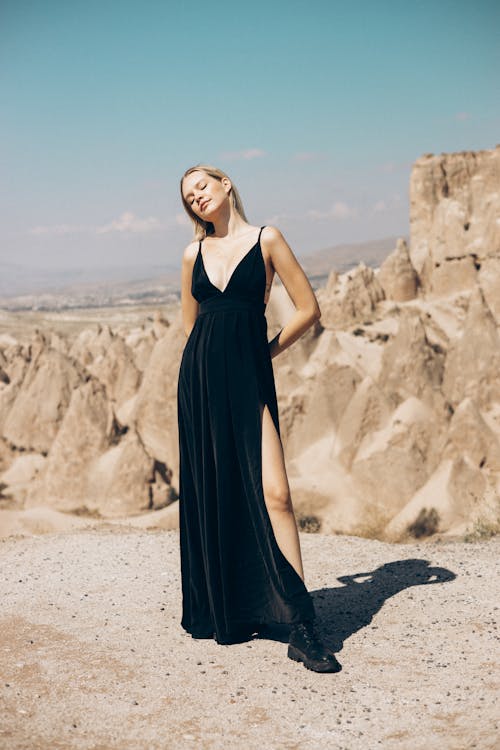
177;164;341;673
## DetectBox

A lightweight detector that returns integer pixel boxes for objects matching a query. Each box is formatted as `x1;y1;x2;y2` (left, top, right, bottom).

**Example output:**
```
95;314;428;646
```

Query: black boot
288;620;342;673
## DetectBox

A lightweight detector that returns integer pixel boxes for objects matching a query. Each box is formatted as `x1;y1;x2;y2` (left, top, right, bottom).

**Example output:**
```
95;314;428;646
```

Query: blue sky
1;0;499;270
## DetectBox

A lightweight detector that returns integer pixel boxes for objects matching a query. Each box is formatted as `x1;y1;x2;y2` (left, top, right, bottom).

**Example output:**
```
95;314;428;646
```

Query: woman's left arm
263;226;322;359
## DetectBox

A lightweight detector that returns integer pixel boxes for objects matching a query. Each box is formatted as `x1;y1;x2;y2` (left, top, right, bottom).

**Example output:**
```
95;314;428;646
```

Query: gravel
0;527;498;750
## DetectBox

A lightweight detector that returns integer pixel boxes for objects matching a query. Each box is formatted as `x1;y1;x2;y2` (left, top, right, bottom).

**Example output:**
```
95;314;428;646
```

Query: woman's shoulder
260;224;285;245
182;240;200;269
182;240;200;263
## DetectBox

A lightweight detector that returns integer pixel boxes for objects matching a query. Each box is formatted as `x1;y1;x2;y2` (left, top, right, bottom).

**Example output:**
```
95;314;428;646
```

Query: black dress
176;225;315;644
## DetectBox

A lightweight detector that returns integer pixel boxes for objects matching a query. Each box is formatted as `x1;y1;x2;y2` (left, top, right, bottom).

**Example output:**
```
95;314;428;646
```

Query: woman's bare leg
260;403;305;581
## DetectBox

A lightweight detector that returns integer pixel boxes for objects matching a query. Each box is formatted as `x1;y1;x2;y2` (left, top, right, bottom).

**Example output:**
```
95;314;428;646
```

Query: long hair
180;164;248;240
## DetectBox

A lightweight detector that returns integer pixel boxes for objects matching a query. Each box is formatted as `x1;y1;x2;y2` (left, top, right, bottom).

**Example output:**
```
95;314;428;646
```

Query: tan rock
377;238;418;301
0;345;30;387
378;309;446;412
132;312;186;489
384;456;497;540
409;145;500;296
334;376;392;469
68;323;115;367
351;397;444;523
87;335;142;408
442;286;500;409
3;346;83;453
280;362;361;459
317;262;385;328
25;378;113;512
86;430;172;517
124;328;157;371
152;310;170;340
288;447;369;537
478;256;500;324
1;453;46;503
444;397;500;471
49;331;70;355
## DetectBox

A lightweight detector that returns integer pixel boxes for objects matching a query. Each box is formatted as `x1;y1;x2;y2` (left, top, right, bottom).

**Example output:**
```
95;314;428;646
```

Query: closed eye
186;181;207;205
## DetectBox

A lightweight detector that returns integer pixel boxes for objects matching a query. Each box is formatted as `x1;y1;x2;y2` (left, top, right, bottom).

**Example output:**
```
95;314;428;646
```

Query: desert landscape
1;145;499;543
1;145;499;749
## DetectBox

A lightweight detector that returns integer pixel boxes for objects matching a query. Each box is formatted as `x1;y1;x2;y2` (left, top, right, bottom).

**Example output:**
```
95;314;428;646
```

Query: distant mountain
0;261;180;298
0;236;406;310
298;235;407;279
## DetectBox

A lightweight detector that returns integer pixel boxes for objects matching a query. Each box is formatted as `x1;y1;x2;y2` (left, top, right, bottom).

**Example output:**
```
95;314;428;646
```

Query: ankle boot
288;620;342;673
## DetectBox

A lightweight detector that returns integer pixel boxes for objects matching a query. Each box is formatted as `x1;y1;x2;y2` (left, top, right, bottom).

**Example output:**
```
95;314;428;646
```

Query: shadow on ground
257;558;456;650
313;558;457;653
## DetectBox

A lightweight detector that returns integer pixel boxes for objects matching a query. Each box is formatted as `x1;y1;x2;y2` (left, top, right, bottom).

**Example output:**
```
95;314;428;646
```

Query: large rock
409;145;500;296
26;378;113;512
478;256;500;325
87;335;142;408
443;397;500;471
280;361;361;458
86;430;172;517
442;287;500;409
377;309;447;413
384;456;498;540
334;376;392;469
68;324;115;367
3;344;83;453
0;453;46;503
25;376;174;517
317;263;385;328
377;238;418;301
132;312;186;490
350;397;445;526
124;328;158;372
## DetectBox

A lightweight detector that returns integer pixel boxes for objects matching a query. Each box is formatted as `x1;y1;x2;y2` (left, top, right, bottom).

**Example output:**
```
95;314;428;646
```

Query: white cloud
307;201;357;221
369;194;404;214
96;212;163;234
455;111;471;121
263;213;290;226
30;211;175;237
220;148;267;161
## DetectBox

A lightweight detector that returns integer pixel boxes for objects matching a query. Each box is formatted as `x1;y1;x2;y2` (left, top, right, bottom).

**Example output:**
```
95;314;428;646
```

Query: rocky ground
0;528;498;750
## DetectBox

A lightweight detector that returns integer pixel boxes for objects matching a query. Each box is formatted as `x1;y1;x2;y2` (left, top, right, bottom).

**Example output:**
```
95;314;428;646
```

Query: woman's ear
221;176;232;195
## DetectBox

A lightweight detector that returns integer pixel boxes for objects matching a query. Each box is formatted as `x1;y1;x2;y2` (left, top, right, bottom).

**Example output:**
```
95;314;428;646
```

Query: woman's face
182;170;231;219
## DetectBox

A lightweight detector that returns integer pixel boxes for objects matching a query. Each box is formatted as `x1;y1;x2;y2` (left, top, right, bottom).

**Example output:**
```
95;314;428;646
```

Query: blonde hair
180;164;248;240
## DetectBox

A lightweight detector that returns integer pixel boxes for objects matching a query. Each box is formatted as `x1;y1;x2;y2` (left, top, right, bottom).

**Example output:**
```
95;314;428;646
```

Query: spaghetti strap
258;225;265;242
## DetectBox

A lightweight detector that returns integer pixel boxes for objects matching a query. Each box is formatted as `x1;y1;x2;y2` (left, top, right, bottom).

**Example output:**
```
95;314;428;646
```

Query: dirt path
0;528;498;749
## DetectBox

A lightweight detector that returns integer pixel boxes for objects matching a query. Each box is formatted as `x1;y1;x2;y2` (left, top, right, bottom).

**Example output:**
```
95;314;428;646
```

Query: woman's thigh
260;403;292;511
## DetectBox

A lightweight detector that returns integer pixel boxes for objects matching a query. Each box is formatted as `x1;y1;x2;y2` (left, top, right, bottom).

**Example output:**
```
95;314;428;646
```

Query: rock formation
1;144;500;541
409;145;500;302
377;238;418;301
316;263;385;328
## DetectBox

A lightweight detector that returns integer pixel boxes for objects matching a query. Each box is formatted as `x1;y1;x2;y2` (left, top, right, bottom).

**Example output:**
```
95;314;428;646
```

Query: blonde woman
177;164;341;672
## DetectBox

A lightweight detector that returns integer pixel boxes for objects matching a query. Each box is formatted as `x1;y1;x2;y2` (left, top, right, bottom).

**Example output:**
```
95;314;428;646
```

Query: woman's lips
199;200;210;211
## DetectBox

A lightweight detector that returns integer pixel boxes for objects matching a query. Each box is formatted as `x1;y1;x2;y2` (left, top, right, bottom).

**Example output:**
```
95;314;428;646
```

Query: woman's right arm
180;242;200;337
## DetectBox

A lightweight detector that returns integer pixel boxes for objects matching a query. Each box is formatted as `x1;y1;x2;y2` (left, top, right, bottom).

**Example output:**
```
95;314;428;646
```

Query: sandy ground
0;527;498;750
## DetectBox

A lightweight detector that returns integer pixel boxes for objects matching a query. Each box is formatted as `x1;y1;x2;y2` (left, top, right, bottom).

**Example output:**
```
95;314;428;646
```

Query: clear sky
1;0;499;270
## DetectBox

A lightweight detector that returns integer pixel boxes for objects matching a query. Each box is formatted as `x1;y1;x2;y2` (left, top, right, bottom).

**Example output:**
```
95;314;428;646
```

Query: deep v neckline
198;228;263;295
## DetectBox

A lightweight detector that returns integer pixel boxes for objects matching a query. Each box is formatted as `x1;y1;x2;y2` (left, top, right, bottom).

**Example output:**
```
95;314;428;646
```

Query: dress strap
258;225;265;243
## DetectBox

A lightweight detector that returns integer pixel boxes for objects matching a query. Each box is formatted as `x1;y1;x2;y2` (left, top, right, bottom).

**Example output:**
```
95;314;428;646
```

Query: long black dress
176;225;315;644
